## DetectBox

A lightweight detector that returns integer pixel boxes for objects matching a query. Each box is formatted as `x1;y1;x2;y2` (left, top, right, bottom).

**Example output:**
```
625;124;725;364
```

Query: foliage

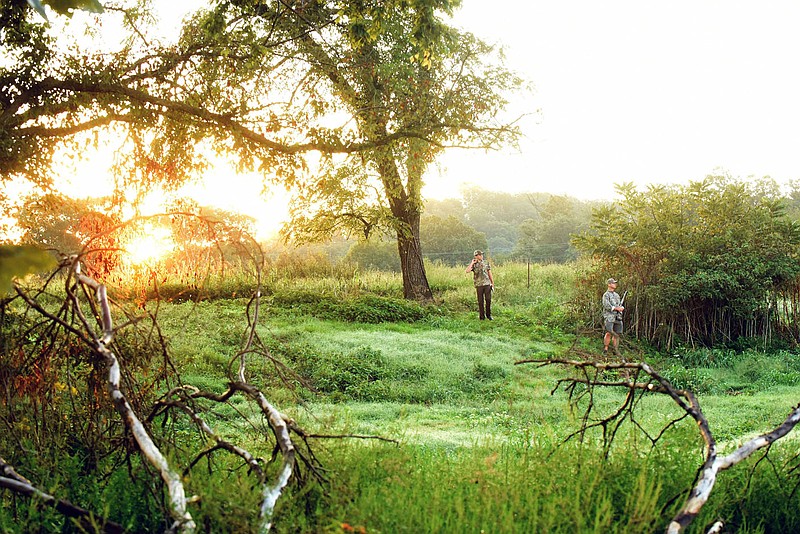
421;214;487;265
5;257;800;531
249;0;526;298
513;195;598;263
1;0;526;301
343;239;400;272
27;0;104;21
458;187;542;256
574;175;800;348
0;281;168;530
422;188;599;262
0;244;55;293
14;193;121;275
272;292;429;324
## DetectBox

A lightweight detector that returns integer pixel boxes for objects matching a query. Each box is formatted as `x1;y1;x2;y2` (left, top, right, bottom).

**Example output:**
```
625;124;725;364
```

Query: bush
674;347;740;369
660;364;716;394
271;293;428;323
296;346;393;402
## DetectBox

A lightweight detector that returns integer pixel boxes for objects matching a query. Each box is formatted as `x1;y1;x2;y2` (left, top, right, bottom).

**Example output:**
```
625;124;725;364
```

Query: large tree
1;0;524;300
256;1;525;299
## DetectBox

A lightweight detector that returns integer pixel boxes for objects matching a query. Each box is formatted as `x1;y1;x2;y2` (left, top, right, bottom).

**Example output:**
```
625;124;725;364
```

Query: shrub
271;293;428;323
660;364;716;394
298;346;393;402
674;347;740;369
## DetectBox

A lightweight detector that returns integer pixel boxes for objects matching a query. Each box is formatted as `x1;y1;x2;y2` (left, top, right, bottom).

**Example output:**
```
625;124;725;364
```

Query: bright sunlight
124;224;175;267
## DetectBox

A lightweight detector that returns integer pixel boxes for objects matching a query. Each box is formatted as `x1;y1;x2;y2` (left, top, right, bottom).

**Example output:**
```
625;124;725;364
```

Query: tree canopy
1;0;526;301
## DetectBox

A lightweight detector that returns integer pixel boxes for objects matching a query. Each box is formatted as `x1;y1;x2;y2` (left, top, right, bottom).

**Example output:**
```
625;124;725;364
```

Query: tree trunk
373;140;433;301
396;210;433;301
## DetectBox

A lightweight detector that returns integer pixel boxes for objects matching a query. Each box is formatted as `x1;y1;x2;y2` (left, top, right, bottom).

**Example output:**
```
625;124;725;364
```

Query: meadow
153;261;800;533
4;261;800;533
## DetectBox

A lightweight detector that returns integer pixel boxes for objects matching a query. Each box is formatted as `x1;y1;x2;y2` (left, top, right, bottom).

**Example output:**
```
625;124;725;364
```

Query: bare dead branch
1;457;126;534
70;264;197;533
6;234;392;532
518;356;800;534
152;392;266;481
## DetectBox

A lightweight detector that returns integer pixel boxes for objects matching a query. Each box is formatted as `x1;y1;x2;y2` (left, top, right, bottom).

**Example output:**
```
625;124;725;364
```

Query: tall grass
273;436;800;534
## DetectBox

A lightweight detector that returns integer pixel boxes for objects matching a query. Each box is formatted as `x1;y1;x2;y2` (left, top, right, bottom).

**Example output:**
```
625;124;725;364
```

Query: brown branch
160;398;266;481
12;114;132;138
0;457;126;534
8;78;471;155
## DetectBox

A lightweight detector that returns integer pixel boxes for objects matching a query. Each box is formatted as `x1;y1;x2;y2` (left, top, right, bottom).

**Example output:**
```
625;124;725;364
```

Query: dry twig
517;355;800;533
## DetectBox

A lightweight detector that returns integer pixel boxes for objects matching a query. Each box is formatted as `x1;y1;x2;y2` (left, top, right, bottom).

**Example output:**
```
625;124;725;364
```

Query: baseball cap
473;250;483;256
606;278;618;284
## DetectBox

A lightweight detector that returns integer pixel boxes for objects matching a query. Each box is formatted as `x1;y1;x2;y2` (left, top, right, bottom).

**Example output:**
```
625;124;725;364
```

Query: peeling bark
6;248;393;532
74;266;197;534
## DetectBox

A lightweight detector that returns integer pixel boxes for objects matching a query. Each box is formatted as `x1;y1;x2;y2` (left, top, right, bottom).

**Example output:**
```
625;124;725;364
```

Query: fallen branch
6;240;391;532
517;356;800;533
73;263;196;534
0;457;125;534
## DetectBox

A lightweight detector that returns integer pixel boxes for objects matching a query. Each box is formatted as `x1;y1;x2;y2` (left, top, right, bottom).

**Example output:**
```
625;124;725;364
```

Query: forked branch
72;262;197;534
516;356;800;533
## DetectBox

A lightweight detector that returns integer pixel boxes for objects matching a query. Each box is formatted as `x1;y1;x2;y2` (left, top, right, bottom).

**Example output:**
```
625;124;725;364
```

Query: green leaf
27;0;104;20
0;245;57;295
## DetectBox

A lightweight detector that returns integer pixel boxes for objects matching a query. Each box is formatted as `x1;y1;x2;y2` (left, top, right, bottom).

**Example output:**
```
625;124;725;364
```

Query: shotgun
615;290;628;320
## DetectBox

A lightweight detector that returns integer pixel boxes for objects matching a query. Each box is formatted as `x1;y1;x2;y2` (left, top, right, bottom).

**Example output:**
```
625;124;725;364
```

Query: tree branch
72;264;197;533
0;457;126;534
517;356;800;533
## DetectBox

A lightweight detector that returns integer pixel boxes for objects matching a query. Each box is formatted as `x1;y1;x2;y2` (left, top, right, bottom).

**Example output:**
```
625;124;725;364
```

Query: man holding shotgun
602;277;625;357
466;250;494;320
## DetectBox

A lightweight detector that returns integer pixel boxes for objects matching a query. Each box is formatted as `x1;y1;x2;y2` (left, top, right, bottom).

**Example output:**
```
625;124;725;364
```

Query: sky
434;0;800;201
18;1;800;239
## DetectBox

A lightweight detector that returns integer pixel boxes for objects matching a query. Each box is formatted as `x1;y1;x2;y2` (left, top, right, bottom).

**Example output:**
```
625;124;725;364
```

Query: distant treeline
335;186;607;269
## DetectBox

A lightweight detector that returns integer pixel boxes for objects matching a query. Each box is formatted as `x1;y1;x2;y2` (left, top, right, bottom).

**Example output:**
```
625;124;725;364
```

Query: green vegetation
5;0;800;530
5;260;798;532
576;175;800;348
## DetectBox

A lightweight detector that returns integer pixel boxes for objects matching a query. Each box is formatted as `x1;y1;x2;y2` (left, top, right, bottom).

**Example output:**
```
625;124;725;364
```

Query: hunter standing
466;250;494;320
602;277;624;356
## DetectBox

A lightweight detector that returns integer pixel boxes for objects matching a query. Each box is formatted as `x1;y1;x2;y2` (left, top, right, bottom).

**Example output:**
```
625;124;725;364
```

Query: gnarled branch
517;356;800;533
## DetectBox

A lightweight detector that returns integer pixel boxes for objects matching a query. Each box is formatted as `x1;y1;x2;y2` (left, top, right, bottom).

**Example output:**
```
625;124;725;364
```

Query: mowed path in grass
161;299;800;452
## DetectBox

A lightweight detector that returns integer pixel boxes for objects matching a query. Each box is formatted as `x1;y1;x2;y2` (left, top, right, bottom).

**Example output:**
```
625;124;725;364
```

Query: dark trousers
476;285;492;319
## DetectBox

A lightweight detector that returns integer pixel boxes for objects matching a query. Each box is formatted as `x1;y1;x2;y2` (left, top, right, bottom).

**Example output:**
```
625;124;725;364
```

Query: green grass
6;261;800;532
272;436;800;534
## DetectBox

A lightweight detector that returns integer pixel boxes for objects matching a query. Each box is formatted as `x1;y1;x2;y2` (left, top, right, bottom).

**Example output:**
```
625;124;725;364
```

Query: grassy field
4;261;800;533
151;261;800;533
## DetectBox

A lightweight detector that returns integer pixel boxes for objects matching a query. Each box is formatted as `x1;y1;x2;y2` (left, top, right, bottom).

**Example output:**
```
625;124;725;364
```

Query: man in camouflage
466;250;494;320
602;277;624;356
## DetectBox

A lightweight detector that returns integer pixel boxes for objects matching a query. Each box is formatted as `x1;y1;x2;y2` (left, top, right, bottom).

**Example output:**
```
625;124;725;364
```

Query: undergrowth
5;261;800;532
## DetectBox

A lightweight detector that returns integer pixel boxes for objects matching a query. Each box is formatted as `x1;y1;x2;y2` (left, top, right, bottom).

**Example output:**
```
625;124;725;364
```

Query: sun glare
125;225;175;266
